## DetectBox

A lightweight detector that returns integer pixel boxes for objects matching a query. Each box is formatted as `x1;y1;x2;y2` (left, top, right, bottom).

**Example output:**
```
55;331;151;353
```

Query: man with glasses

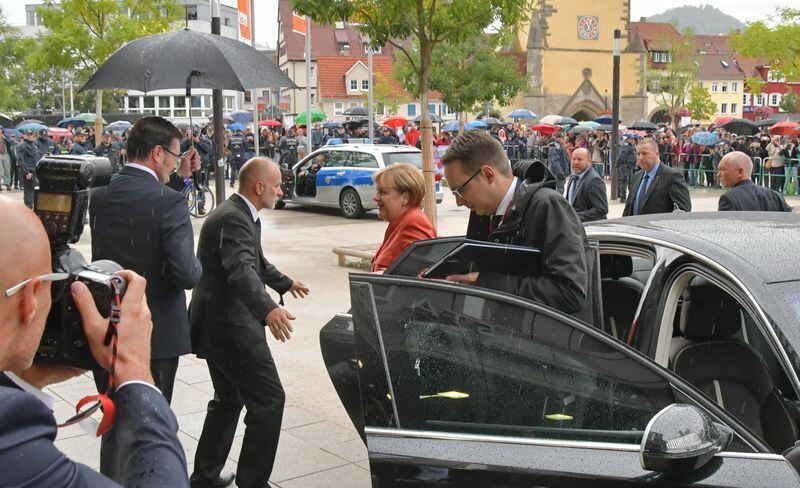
0;196;188;486
88;116;202;409
441;131;591;320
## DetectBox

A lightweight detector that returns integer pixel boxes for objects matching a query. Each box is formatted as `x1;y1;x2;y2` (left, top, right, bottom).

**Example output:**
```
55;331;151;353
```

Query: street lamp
610;29;621;199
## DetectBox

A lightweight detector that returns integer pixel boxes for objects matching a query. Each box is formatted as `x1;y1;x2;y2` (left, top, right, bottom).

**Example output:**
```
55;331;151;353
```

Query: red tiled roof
735;55;767;80
629;22;682;51
697;54;745;80
317;56;440;101
693;35;731;54
278;0;396;62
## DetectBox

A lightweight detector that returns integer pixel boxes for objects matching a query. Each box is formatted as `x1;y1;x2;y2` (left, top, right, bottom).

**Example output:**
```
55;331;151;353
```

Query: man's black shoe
190;471;235;488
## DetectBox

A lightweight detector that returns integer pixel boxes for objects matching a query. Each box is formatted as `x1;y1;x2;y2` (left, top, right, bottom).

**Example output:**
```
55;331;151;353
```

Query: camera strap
58;283;122;436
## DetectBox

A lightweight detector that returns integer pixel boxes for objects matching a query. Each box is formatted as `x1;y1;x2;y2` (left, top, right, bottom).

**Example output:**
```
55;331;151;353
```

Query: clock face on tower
577;16;600;40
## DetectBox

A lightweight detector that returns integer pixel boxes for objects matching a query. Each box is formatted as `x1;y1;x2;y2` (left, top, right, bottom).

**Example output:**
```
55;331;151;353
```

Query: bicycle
182;171;215;218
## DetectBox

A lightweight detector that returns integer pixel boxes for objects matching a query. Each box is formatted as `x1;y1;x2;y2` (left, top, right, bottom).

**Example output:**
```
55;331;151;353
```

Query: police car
275;141;444;219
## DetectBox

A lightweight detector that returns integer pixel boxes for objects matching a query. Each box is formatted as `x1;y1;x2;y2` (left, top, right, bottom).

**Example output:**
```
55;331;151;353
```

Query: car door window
325;150;349;167
351;277;677;445
350;152;379;169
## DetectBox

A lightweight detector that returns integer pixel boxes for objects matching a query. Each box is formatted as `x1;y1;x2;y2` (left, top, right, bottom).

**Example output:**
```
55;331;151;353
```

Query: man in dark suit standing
90;116;202;403
566;148;608;222
189;158;310;488
718;151;791;212
623;139;692;217
0;196;188;487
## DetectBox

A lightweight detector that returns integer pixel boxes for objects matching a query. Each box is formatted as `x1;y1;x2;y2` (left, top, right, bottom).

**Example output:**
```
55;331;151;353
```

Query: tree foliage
292;0;532;224
395;34;528;130
648;27;698;126
780;91;798;114
731;8;800;91
686;84;716;122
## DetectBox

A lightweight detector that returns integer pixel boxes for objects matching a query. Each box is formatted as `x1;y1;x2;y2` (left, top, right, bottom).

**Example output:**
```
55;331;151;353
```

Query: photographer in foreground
0;196;187;487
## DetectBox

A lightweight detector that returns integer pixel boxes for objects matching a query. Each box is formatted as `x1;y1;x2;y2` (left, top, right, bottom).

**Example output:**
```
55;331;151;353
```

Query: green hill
647;4;745;35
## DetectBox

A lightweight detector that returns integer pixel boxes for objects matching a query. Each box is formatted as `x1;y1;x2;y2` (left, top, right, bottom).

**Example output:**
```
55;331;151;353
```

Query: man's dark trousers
22;175;36;208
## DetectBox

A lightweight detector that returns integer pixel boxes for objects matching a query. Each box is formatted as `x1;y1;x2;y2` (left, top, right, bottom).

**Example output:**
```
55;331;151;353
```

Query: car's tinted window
350;152;379;169
383;152;423;169
325;150;350;167
356;280;676;444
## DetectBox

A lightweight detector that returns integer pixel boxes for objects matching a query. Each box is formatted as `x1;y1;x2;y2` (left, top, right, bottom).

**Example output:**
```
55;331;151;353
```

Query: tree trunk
419;41;437;227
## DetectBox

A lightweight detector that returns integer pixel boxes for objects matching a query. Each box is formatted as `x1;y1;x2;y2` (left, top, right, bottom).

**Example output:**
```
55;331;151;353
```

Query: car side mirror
640;404;732;475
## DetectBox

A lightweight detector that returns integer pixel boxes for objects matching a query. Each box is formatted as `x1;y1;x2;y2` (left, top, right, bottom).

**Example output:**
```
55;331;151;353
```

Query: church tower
513;0;646;121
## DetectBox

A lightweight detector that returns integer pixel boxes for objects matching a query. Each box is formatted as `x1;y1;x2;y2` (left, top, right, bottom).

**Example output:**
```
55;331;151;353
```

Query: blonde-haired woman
371;163;437;272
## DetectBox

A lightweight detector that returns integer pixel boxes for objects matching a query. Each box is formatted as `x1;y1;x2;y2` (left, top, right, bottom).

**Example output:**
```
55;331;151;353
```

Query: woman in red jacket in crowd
371;163;437;272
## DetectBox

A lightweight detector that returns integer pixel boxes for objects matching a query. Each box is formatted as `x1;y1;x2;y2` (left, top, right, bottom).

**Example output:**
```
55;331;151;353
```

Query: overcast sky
0;0;789;46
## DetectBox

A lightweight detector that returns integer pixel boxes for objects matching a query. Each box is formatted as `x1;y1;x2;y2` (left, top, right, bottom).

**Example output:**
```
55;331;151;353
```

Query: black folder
422;240;542;279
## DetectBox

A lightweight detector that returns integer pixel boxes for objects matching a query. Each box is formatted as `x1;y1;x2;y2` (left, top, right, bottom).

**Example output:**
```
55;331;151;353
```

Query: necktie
635;174;651;216
568;175;580;204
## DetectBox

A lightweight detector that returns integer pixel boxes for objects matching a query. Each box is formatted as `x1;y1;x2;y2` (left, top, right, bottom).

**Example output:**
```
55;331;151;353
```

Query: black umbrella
555;116;578;126
485;117;505;126
343;107;368;117
81;28;296;93
755;118;781;128
628;120;658;131
595;124;613;132
413;113;443;123
567;125;593;135
720;118;759;135
0;113;13;127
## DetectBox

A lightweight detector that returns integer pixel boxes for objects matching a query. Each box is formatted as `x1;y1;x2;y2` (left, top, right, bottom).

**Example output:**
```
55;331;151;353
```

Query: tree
780;91;798;114
395;34;529;133
648;27;699;127
731;8;800;92
369;72;401;116
33;0;182;137
293;0;531;226
686;84;716;122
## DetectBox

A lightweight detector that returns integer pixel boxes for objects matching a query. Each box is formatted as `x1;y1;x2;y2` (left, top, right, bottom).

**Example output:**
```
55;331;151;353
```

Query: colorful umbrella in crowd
507;108;538;120
531;123;560;134
714;116;734;126
578;120;600;129
76;112;106;124
466;120;488;129
691;131;720;146
16;122;48;133
48;127;72;137
538;115;562;125
258;119;282;127
56;117;86;128
719;118;758;136
105;120;132;133
295;108;327;125
230;110;253;124
382;115;408;129
15;119;43;129
442;120;460;132
769;121;800;136
229;122;247;132
594;115;613;124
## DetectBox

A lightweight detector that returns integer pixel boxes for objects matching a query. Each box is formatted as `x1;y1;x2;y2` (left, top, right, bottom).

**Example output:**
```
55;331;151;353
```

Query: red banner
238;0;251;42
292;13;307;35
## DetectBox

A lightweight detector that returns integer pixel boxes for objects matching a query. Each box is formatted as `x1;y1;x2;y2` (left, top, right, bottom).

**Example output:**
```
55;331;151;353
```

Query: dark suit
189;193;294;488
719;179;791;212
566;167;608;222
622;163;692;216
0;373;188;487
89;165;202;402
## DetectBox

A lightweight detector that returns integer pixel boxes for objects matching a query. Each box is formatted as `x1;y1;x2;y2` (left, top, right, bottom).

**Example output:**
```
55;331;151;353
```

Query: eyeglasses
5;273;69;297
160;146;183;168
451;168;482;199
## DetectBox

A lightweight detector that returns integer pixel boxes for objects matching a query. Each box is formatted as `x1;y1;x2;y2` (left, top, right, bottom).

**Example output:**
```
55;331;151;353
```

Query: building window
350;79;358;91
224;96;235;110
755;94;763;106
334;102;344;115
310;93;316;106
721;83;728;93
158;96;171;108
770;93;779;106
223;17;231;26
731;103;737;113
349;102;361;108
743;94;749;106
711;82;718;93
128;96;140;110
186;5;198;21
362;79;369;91
407;103;417;117
720;103;727;114
731;82;739;93
173;96;187;117
310;66;316;82
429;103;436;114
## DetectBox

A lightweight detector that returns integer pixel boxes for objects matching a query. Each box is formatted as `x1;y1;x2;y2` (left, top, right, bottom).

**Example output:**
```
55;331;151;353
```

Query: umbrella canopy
295;108;327;125
230;110;253;124
719;118;758;136
595;124;613;132
538;115;562;125
507;108;537;120
555;116;578;126
442;120;460;133
229;122;247;132
413;113;443;123
343;107;368;117
692;131;720;146
594;115;613;124
769;121;800;136
56;117;87;128
0;113;14;126
628;120;658;131
755;118;781;128
578;121;600;128
105;120;132;132
82;29;296;93
322;120;341;129
76;112;106;124
484;117;504;126
714;116;734;126
531;123;560;134
258;119;282;127
467;120;487;129
567;125;593;135
383;115;408;129
17;123;47;133
48;127;72;138
15;119;43;129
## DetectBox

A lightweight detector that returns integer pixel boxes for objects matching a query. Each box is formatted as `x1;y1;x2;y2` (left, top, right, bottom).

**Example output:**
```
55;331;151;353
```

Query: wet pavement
8;180;799;487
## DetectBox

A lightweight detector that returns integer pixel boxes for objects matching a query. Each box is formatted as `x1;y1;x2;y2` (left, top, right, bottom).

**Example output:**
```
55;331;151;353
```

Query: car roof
586;212;800;284
318;144;421;155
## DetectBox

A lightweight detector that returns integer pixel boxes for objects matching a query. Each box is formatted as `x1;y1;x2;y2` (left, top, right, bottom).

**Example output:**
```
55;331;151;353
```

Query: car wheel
340;188;365;219
274;200;286;210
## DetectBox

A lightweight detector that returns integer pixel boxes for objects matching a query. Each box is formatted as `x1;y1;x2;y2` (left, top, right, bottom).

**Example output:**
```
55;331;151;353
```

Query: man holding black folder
441;131;590;319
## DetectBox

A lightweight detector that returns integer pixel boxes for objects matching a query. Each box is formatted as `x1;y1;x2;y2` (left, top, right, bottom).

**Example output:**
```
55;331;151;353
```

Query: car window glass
326;151;349;167
383;152;423;170
350;152;379;169
599;251;655;342
357;280;676;445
